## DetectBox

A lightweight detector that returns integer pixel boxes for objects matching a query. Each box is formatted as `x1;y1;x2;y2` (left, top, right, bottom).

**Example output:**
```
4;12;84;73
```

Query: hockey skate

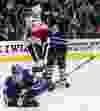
42;72;56;92
16;88;40;107
48;79;56;92
55;73;72;88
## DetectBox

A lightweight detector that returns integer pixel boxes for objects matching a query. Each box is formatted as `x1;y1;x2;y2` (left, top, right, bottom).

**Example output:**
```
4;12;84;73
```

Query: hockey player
3;65;17;106
24;2;48;62
47;31;70;88
3;64;40;107
47;7;71;88
24;2;55;91
15;64;40;107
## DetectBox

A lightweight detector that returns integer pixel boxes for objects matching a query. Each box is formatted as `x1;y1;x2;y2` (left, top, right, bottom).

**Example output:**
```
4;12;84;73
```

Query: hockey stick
55;40;100;86
66;55;96;75
65;40;100;75
54;54;96;87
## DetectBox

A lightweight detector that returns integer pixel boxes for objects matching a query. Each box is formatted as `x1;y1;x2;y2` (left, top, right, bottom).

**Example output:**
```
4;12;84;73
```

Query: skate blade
55;80;65;88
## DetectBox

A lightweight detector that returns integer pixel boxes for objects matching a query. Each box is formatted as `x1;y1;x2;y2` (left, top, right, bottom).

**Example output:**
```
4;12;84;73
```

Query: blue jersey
4;70;48;97
48;31;65;48
4;77;16;97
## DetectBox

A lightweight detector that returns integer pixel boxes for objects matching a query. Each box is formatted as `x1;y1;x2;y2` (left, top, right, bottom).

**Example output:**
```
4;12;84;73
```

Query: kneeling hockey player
3;64;40;107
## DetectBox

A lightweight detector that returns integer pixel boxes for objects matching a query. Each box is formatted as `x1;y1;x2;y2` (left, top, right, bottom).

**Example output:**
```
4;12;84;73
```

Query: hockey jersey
48;31;65;48
32;23;48;42
4;77;16;97
4;64;48;98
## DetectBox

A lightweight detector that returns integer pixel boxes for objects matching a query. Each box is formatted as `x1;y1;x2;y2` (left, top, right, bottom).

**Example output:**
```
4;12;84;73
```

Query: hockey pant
27;42;48;62
47;47;66;80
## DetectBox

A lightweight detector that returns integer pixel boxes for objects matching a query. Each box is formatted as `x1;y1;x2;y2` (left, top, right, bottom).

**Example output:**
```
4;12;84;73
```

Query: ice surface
0;58;99;110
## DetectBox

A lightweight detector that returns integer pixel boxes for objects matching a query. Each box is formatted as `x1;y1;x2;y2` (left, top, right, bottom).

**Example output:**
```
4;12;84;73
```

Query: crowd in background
42;0;100;38
0;0;100;41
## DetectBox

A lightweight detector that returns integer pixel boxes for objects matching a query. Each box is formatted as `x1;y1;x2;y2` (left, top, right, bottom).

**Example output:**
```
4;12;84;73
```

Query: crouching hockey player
3;65;17;107
3;64;40;107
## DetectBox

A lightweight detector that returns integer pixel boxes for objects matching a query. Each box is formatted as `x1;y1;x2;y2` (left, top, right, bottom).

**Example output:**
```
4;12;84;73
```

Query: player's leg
34;43;42;60
23;89;39;107
56;47;71;88
41;40;48;61
27;43;38;62
46;47;56;91
56;47;66;81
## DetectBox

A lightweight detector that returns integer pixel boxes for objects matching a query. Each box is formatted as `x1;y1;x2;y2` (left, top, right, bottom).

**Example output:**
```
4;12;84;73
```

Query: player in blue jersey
15;64;40;107
3;65;17;106
46;30;71;88
3;64;40;107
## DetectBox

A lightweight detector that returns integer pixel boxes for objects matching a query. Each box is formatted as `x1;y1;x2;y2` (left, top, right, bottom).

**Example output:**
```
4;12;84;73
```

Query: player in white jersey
24;2;48;63
24;2;57;92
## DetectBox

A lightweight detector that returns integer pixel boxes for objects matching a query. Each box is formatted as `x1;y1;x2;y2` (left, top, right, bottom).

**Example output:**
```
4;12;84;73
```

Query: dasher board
0;41;32;62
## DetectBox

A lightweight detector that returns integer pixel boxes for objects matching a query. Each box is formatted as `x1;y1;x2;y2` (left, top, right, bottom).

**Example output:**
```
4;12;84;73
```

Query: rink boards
0;41;32;62
0;52;100;62
0;40;100;62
